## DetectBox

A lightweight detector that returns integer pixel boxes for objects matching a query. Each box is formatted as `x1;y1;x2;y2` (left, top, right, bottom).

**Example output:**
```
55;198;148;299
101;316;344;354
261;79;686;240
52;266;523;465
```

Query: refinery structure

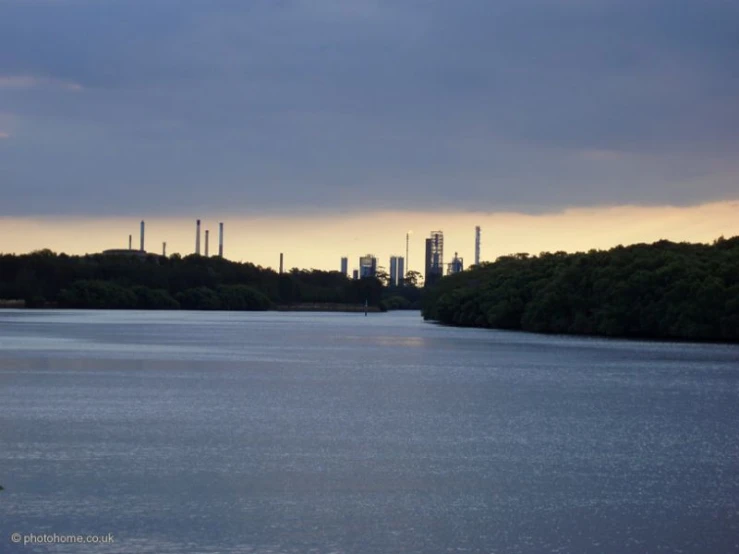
106;219;483;286
389;256;405;287
424;231;444;287
339;227;479;286
475;226;481;266
104;219;227;260
359;254;378;279
448;252;463;275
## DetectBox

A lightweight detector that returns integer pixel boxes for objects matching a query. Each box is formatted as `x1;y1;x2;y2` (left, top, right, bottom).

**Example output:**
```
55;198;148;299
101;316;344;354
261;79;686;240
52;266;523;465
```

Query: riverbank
0;300;385;313
275;303;383;312
422;237;739;343
0;251;401;312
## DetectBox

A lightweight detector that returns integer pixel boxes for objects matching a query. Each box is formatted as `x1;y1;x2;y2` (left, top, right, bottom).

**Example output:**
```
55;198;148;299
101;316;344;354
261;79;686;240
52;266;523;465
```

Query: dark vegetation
423;237;739;342
0;251;422;311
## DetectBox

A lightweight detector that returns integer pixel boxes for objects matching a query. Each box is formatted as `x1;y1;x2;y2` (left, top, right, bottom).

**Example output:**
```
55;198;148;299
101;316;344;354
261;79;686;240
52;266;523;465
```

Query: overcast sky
0;0;737;218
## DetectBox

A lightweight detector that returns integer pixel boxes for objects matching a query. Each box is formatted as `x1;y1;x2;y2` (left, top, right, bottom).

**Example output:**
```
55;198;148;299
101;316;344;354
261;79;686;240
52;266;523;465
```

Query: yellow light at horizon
0;201;736;273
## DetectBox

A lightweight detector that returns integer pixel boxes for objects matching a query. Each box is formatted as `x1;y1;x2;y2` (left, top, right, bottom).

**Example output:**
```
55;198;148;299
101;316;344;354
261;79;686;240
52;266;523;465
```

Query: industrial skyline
111;217;477;283
2;203;737;275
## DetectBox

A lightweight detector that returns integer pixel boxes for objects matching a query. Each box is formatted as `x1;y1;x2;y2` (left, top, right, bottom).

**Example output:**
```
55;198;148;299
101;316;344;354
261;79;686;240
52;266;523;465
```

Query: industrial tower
424;231;444;287
389;256;405;286
475;226;481;266
195;219;201;255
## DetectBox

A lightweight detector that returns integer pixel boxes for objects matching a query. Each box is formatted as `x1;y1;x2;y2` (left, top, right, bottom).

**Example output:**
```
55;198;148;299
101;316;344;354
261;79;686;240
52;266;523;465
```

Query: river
0;310;737;553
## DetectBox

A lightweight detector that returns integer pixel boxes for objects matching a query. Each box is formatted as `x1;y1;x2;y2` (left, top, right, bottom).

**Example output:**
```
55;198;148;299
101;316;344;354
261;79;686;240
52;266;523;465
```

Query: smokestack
475;226;481;266
128;234;132;251
195;219;201;255
279;253;284;274
162;242;167;257
205;230;209;257
140;221;145;252
218;222;224;258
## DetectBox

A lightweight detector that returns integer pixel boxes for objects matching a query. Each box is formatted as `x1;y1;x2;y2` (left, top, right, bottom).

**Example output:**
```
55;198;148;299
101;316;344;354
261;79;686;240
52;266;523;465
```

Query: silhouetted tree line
422;236;739;342
0;250;418;311
381;283;423;310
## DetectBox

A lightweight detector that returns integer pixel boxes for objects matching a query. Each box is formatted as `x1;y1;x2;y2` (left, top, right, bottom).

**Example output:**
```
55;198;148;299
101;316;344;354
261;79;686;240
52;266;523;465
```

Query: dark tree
423;236;739;342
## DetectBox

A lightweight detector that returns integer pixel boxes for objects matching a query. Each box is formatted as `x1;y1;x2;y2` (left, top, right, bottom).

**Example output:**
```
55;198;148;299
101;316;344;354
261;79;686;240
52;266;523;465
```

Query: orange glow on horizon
1;201;737;274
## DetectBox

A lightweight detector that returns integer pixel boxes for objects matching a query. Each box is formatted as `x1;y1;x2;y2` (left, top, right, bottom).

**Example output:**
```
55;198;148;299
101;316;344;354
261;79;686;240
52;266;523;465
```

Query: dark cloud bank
0;0;737;216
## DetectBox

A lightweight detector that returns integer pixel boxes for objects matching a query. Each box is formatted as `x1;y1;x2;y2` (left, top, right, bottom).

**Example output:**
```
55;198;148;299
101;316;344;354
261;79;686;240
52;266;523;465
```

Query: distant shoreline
0;300;386;313
275;303;383;313
0;251;422;313
425;318;739;345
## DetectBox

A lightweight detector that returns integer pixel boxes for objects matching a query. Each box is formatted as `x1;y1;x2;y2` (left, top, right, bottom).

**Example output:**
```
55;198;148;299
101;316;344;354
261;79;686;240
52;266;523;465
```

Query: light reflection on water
0;310;737;554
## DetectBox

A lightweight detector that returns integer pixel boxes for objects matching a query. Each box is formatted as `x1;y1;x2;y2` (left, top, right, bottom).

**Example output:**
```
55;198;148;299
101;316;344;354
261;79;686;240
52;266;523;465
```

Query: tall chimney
218;222;224;258
162;242;167;257
474;226;481;266
140;221;145;252
195;219;201;255
279;253;284;274
205;230;209;257
128;234;132;251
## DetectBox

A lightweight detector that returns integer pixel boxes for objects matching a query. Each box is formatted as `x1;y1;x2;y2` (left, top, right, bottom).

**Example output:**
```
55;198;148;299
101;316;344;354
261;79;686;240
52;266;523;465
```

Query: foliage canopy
0;252;396;311
423;237;739;342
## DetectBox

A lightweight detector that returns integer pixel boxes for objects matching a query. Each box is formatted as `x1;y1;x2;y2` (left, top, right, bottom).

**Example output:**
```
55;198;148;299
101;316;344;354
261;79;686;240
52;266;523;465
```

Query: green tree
422;236;739;342
404;270;423;287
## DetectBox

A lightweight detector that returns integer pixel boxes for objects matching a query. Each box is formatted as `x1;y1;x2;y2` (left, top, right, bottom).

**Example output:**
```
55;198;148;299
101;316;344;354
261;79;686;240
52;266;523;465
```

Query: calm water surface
0;310;737;553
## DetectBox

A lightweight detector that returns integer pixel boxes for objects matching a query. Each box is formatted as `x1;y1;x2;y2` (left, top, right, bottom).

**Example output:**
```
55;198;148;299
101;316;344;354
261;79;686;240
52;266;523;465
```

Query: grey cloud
0;0;737;216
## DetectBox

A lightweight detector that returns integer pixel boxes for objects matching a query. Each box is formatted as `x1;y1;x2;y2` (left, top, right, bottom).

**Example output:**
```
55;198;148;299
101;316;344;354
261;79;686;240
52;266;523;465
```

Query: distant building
340;257;348;276
424;231;444;286
352;269;359;280
389;256;405;286
447;252;463;275
359;254;377;278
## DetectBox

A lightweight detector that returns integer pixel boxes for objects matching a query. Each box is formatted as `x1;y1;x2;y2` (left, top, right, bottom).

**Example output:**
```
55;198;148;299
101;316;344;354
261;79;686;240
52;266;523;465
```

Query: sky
0;0;737;271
